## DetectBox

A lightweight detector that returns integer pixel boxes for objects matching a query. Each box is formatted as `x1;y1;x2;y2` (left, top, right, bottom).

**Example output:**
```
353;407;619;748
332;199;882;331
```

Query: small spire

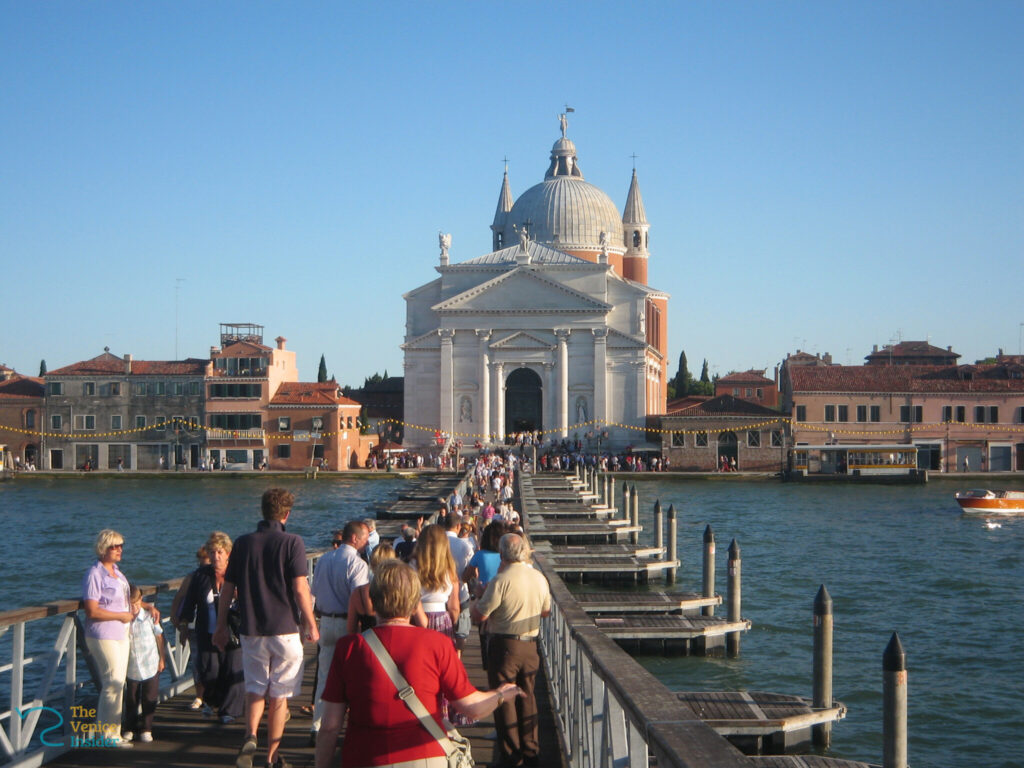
623;168;648;225
491;166;513;229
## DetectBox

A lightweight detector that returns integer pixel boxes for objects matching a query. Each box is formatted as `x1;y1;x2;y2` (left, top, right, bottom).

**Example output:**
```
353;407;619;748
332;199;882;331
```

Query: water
1;474;1022;767
623;476;1024;768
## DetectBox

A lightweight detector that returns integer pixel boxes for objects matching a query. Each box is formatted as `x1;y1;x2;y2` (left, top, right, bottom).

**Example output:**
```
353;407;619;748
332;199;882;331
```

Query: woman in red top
315;561;522;768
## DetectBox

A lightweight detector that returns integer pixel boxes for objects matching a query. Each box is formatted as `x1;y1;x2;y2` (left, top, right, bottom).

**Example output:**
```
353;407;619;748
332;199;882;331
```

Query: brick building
714;369;779;408
785;361;1024;472
0;366;44;467
43;350;207;470
266;382;364;470
659;394;788;472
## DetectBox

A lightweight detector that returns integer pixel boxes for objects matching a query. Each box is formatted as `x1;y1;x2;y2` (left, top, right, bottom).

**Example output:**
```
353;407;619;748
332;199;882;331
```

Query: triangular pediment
432;268;611;315
606;328;647;350
490;331;555;351
400;331;441;351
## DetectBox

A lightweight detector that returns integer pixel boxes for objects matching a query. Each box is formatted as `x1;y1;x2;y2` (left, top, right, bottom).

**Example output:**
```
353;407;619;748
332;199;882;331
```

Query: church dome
500;129;625;253
502;177;624;252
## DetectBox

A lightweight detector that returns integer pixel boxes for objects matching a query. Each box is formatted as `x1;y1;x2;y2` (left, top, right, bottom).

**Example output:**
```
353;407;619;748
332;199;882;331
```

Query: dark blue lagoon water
621;476;1024;768
1;474;1022;767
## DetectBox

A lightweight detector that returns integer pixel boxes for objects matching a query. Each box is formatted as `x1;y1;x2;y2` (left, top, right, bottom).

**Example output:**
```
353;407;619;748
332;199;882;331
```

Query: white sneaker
140;732;153;743
114;737;134;749
121;731;133;742
189;697;204;710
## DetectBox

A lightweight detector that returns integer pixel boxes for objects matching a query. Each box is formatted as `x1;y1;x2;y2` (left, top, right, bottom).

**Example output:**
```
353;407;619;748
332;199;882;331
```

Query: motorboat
955;489;1024;515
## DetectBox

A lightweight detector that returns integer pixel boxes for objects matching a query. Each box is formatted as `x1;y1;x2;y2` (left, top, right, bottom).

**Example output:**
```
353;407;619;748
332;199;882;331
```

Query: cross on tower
630;153;639;169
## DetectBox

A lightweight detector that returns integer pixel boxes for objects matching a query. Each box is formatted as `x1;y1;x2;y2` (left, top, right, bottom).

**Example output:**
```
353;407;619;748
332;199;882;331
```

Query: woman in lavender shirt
81;529;139;747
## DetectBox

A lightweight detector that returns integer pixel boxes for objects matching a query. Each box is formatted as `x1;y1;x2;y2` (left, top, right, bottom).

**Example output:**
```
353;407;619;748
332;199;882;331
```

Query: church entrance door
505;368;543;435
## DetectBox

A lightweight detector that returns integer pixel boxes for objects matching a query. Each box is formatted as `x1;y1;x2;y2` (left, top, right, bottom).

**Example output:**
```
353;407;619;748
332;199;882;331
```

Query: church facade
402;118;669;449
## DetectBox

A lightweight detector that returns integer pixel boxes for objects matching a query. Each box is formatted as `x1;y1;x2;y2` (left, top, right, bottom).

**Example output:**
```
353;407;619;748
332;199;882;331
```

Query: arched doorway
718;431;738;470
505;368;543;434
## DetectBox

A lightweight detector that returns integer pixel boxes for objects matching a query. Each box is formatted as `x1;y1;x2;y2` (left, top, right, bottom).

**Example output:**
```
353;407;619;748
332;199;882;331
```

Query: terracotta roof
217;340;272;354
664;395;710;414
269;382;361;407
790;364;1024;393
0;374;44;400
865;341;959;363
667;394;783;418
47;352;208;377
717;370;773;385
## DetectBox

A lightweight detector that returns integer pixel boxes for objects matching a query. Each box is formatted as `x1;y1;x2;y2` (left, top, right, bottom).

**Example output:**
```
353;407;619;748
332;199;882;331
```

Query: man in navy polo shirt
214;488;319;768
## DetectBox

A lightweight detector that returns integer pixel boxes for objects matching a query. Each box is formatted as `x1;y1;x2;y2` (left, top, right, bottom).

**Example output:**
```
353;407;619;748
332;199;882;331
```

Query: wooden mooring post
726;539;741;657
702;524;716;616
884;632;908;768
629;484;640;544
603;473;611;508
666;503;678;583
813;584;834;747
654;499;663;552
608;475;615;513
622;482;630;521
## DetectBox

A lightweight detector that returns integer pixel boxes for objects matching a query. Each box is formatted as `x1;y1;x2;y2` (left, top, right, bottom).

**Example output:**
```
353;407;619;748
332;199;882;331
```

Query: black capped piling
727;538;741;657
701;524;716;616
667;504;678;584
813;584;834;747
883;632;908;768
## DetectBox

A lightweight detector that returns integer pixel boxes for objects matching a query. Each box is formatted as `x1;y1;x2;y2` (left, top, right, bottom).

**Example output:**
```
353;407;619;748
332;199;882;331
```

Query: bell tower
622;167;650;284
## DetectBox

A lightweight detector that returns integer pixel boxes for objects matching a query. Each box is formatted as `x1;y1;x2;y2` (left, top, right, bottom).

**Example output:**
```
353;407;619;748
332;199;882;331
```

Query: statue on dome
599;230;609;259
559;112;568;138
439;232;452;261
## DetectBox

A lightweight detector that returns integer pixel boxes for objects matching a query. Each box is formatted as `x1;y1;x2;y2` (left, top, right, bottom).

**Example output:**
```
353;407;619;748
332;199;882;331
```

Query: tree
317;354;328;383
38;359;47;376
699;359;710;383
671;349;689;397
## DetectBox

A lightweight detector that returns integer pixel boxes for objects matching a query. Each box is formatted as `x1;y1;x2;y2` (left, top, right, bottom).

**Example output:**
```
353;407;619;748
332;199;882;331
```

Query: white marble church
402;116;669;449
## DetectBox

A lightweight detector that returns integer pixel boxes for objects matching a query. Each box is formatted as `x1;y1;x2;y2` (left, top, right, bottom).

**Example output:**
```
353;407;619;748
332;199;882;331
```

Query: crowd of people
81;450;551;768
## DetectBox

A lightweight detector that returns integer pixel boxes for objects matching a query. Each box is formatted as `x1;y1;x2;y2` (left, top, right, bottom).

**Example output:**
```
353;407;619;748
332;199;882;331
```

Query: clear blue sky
3;2;1022;384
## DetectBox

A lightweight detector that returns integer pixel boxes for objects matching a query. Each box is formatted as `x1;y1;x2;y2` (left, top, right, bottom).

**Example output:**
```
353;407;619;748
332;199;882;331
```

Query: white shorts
240;633;304;698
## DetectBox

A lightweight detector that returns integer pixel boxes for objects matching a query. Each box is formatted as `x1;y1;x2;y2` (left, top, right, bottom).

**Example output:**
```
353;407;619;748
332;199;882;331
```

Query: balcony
206;428;266;443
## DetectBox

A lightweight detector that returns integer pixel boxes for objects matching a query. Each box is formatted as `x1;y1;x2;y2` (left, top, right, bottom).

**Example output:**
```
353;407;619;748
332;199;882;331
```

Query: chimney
275;336;287;350
210;346;219;357
947;345;952;352
873;344;879;353
124;354;133;374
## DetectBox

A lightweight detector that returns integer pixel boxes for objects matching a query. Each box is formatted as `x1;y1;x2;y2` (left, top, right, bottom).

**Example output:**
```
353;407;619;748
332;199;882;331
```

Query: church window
496;233;503;248
633;230;641;247
645;232;649;248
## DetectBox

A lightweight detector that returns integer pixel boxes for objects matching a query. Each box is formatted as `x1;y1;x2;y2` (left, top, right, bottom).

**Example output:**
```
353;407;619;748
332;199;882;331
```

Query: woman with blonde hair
81;529;138;747
345;544;399;635
412;524;459;639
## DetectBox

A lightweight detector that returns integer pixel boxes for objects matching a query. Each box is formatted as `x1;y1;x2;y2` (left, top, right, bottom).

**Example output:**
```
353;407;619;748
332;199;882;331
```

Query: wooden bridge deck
44;628;565;768
751;757;878;768
573;590;721;614
674;690;847;755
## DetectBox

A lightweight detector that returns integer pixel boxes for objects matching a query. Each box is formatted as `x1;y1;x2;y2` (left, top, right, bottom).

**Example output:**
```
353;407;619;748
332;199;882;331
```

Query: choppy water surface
1;474;1022;768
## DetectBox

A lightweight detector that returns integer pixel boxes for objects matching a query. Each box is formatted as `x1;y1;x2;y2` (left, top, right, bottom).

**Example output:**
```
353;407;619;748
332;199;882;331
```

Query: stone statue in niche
459;396;472;423
575;396;588;424
638;306;646;335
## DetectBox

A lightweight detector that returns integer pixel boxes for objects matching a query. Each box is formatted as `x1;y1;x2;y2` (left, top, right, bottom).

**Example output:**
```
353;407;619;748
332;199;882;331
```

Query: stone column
477;330;491;443
593;328;608;425
555;329;570;437
543;362;554;437
493;361;505;442
439;329;455;435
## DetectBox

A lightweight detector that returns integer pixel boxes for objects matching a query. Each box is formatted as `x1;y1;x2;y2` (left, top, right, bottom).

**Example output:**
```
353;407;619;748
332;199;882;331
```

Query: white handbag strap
362;628;457;754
